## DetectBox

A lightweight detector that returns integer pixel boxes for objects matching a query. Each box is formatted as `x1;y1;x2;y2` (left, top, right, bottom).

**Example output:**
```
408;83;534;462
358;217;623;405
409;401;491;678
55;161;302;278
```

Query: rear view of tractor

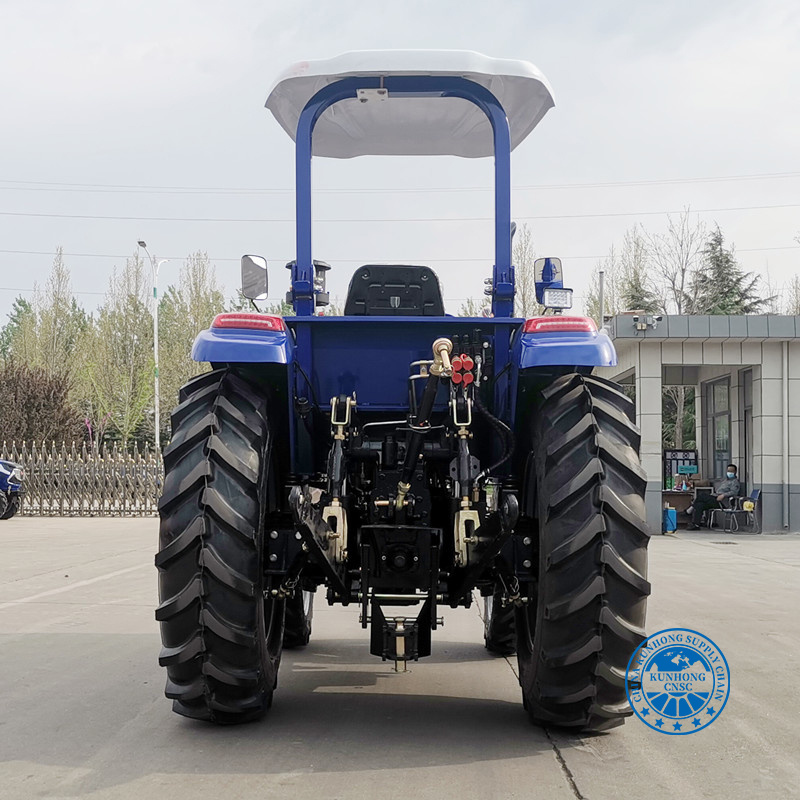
156;51;650;732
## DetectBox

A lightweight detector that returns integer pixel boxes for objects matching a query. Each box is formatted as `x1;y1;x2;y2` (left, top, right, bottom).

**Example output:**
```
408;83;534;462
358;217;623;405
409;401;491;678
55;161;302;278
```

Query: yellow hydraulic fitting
430;337;453;377
395;481;412;511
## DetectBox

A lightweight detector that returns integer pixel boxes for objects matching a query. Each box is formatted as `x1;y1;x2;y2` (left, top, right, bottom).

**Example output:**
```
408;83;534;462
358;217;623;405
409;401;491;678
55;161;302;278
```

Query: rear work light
523;316;597;333
212;313;285;331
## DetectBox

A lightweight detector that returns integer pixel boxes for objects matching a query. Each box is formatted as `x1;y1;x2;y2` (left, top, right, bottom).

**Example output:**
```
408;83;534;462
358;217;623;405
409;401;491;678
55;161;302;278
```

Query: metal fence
0;441;163;516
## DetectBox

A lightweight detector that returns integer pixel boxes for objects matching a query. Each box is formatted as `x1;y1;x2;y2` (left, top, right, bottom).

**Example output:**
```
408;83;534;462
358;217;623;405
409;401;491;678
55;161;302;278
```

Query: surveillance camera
654;315;663;322
632;315;639;323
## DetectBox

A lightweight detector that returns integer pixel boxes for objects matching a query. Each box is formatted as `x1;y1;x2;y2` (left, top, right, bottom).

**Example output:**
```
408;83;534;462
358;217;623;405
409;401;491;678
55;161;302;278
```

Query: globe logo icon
642;646;713;717
625;628;730;735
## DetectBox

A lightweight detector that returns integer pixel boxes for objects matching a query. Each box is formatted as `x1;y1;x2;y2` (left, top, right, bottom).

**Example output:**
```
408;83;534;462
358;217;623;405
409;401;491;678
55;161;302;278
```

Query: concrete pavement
0;519;798;799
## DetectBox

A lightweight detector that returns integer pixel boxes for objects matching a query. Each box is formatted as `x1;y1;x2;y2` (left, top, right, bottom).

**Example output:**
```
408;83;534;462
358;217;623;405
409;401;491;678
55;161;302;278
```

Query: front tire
156;368;284;724
283;589;314;649
484;585;517;655
0;495;20;519
516;373;650;732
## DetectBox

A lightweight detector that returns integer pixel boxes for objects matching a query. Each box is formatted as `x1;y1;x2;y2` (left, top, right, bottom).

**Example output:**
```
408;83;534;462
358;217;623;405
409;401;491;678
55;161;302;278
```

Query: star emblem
706;707;716;716
655;718;664;728
673;722;682;731
692;718;701;727
640;708;650;717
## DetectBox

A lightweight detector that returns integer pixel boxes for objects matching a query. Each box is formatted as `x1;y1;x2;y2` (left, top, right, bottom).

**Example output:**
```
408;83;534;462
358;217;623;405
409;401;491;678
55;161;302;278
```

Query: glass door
707;378;731;480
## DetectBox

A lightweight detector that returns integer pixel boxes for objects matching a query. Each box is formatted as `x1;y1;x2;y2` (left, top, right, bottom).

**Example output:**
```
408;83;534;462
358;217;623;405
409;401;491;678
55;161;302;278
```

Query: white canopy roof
265;50;555;158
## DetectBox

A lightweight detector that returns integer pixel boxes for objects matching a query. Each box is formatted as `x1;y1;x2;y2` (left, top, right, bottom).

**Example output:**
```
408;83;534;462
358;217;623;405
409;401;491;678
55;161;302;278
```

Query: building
597;314;800;533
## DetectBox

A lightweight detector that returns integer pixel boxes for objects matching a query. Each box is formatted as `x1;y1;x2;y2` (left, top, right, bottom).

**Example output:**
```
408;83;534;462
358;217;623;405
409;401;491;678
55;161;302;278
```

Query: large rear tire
156;368;284;724
516;373;650;732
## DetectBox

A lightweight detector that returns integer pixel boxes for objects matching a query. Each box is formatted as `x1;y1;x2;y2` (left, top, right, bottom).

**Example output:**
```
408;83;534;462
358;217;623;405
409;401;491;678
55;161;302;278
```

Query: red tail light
212;313;285;331
523;316;596;333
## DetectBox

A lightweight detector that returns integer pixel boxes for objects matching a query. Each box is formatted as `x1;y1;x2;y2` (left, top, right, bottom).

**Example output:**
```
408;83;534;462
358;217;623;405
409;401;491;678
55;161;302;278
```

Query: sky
1;0;799;320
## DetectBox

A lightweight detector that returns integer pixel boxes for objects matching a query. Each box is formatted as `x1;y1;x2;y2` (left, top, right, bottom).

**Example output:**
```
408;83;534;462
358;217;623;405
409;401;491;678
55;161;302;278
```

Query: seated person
686;464;741;529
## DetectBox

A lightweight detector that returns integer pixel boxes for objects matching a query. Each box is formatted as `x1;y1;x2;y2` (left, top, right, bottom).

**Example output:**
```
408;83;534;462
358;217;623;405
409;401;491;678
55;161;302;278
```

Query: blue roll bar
292;76;515;317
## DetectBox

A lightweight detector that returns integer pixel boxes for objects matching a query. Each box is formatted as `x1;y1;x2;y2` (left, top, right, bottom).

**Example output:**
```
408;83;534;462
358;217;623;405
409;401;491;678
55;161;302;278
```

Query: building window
707;377;731;480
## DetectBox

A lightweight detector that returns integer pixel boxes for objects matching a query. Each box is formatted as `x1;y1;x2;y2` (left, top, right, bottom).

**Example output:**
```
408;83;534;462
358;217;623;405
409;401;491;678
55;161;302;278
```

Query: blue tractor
156;52;650;731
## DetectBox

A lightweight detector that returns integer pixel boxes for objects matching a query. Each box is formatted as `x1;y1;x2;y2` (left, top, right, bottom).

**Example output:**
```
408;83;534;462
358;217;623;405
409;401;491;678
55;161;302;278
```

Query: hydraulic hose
397;338;452;509
473;389;514;482
399;371;441;488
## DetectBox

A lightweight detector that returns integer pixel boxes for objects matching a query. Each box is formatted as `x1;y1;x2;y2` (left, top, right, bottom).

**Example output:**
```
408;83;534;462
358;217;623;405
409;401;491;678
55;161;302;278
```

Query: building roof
265;50;555;158
607;314;800;343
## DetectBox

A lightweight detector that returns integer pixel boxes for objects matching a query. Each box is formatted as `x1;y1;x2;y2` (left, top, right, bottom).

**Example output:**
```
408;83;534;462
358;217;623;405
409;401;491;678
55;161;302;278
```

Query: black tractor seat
344;265;445;316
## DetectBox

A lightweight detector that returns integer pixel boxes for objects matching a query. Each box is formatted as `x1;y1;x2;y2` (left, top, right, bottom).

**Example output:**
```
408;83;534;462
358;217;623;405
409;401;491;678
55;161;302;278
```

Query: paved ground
0;519;798;800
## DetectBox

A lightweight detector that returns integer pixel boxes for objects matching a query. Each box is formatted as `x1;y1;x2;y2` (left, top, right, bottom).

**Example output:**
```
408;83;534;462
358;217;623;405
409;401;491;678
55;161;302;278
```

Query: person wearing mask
686;464;741;529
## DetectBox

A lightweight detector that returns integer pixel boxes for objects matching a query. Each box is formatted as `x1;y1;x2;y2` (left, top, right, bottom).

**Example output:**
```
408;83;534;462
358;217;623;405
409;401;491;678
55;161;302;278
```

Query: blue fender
514;329;617;369
191;327;294;364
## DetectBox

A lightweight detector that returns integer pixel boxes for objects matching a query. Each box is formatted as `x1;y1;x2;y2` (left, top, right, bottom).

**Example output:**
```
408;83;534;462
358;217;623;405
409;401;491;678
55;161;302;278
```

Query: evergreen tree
688;227;767;314
0;296;34;362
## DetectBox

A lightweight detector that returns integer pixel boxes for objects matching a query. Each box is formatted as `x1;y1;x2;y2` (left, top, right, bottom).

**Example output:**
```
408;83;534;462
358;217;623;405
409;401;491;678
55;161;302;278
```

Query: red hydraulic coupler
451;353;474;386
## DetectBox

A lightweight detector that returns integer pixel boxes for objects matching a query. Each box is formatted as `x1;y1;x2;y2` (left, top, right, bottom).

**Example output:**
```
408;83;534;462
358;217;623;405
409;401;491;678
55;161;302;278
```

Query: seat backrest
344;265;445;316
750;489;761;501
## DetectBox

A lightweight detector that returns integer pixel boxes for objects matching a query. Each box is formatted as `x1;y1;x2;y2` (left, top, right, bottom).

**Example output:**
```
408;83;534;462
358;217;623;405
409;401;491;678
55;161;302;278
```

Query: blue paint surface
515;330;617;368
191;327;293;364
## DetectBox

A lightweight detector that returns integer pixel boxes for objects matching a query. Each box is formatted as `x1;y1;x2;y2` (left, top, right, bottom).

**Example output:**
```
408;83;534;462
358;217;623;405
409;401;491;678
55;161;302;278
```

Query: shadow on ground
0;631;555;794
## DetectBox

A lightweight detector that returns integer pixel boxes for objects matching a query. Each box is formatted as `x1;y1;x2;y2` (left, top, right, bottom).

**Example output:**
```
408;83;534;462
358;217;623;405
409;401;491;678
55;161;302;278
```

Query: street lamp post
137;241;168;453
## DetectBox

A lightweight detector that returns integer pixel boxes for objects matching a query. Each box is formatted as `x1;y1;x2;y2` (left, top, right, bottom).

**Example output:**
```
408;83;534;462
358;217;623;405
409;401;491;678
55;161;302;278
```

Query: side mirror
241;255;268;300
534;257;562;283
534;256;564;304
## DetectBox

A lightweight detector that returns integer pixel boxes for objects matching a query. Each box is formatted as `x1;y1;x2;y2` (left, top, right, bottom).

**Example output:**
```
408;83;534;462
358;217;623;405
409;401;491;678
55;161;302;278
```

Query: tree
227;291;293;316
760;268;781;314
662;385;696;450
513;223;543;318
584;247;623;325
33;249;89;378
619;226;661;313
0;361;84;442
585;231;660;323
688;226;769;315
322;297;344;316
785;275;800;315
458;297;490;317
0;296;34;363
159;252;227;436
0;251;89;376
85;253;154;446
646;210;705;314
